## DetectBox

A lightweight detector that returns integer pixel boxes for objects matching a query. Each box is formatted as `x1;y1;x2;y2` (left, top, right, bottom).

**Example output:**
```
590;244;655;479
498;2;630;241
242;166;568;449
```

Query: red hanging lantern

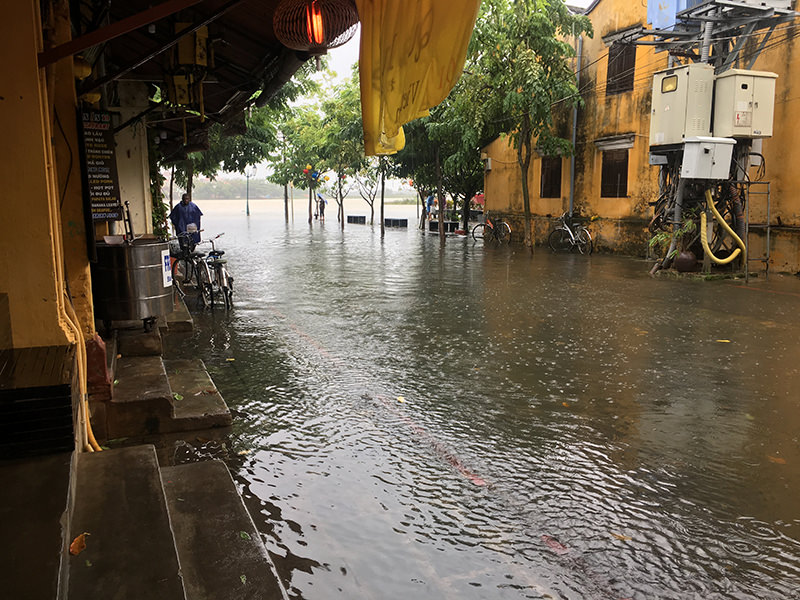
273;0;359;54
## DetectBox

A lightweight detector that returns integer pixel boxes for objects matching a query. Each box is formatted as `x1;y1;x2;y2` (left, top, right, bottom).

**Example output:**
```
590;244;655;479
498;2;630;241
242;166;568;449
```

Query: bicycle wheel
172;257;193;296
577;228;593;255
197;264;214;309
496;221;511;244
471;223;487;242
548;228;572;252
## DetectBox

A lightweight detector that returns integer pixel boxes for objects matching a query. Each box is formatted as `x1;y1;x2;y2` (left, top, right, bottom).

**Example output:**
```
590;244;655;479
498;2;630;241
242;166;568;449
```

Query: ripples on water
167;203;800;600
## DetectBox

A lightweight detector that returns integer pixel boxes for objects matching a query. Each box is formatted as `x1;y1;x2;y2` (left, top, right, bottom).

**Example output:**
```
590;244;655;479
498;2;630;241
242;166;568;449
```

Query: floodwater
166;199;800;600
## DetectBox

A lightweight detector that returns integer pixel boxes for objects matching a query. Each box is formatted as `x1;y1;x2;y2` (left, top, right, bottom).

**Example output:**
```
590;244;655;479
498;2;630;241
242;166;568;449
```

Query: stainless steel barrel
91;239;172;322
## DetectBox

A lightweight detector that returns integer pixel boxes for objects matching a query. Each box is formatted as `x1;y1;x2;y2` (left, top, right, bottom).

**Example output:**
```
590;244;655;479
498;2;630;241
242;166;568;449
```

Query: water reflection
165;201;800;600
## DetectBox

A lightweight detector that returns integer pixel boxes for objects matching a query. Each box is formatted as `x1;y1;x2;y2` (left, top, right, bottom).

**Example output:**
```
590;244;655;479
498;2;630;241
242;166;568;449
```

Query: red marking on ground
542;534;570;555
376;395;488;486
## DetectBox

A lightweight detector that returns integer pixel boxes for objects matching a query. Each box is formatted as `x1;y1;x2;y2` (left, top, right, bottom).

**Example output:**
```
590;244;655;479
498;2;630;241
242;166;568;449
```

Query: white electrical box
650;63;714;148
681;137;735;180
713;69;777;138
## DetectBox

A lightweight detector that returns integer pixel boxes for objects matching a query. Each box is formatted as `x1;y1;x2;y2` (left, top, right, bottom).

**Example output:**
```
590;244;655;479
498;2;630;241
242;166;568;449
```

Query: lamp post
245;165;257;216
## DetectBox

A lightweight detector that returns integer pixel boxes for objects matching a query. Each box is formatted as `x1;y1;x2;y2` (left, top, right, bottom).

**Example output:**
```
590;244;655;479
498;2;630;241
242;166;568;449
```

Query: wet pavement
165;199;800;600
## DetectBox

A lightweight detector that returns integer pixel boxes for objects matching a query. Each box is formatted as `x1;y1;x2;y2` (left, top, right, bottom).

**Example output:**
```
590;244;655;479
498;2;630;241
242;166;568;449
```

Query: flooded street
165;199;800;600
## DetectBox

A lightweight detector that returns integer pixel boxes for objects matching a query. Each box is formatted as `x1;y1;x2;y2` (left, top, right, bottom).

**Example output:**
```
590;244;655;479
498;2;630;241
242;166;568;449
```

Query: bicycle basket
169;239;182;257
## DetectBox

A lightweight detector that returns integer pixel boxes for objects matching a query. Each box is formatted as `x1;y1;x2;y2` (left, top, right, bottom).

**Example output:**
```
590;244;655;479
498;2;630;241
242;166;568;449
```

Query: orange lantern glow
274;0;358;54
306;1;324;45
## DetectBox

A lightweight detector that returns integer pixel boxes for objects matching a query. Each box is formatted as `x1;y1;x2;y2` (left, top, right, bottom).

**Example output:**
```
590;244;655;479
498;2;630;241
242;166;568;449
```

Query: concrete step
67;445;185;600
0;452;72;599
164;294;194;333
163;359;232;431
107;355;174;438
161;461;288;600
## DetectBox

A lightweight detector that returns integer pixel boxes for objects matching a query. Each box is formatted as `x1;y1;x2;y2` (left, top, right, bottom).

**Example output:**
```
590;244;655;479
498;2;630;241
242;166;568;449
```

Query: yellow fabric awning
356;0;482;155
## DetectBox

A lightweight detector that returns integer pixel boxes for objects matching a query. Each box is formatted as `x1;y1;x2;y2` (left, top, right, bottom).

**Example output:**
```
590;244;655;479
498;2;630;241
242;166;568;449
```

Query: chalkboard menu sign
80;111;122;221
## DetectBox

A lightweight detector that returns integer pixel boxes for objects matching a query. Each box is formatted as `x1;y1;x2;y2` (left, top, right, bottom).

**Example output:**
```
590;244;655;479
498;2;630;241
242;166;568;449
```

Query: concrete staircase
62;446;288;600
89;317;232;441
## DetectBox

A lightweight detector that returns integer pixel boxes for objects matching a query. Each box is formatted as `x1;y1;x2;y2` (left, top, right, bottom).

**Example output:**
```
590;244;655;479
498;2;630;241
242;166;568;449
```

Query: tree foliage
462;0;593;247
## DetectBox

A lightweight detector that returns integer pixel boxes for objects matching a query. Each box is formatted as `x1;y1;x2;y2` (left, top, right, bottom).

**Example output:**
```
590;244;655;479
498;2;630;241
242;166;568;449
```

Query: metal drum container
92;239;172;323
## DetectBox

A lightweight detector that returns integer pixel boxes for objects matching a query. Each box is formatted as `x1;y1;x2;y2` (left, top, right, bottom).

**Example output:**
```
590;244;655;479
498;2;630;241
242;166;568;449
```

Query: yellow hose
63;294;102;452
700;189;747;266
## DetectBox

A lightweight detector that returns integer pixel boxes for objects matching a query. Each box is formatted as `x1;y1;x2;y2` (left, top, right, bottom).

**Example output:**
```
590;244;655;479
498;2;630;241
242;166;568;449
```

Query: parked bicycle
205;233;234;310
171;232;234;309
548;212;593;254
472;216;511;243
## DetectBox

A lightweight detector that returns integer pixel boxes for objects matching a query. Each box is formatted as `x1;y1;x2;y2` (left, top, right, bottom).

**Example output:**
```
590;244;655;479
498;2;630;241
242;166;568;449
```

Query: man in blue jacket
170;193;202;250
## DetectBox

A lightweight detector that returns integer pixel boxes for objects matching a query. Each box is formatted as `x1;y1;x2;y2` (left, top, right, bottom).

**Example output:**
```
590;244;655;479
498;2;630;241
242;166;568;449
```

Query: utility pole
245;164;256;216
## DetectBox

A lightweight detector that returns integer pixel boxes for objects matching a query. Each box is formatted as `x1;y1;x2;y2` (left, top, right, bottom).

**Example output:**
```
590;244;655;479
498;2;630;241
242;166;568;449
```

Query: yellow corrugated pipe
700;188;747;266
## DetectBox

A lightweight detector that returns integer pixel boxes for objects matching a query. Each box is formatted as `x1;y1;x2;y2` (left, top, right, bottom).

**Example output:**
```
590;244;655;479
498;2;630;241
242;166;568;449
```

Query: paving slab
0;452;72;600
67;445;185;600
163;359;232;430
161;460;288;600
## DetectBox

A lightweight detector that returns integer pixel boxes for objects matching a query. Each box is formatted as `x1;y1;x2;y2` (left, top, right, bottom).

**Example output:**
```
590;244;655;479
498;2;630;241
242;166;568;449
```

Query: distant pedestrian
426;194;434;220
170;193;202;251
317;193;326;221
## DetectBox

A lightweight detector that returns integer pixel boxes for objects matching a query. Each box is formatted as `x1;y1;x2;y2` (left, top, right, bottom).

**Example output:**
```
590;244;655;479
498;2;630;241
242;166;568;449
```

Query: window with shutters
606;42;636;95
600;149;629;197
540;157;562;198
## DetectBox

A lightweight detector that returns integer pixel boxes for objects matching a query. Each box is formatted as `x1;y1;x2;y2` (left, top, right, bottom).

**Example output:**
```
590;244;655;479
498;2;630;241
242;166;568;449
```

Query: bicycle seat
209;250;225;257
191;251;205;258
210;258;227;265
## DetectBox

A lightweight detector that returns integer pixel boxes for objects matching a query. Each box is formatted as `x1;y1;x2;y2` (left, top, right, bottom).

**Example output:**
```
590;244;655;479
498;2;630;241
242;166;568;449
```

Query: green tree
464;0;592;248
269;105;327;224
319;68;364;229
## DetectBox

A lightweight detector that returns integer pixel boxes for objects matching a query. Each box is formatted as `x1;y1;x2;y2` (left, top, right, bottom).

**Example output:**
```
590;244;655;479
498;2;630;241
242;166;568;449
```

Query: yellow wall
484;0;800;269
0;0;73;347
53;0;96;337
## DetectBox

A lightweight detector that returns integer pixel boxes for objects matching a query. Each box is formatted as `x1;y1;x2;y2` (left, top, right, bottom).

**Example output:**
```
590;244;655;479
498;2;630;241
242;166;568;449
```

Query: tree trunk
461;192;470;232
518;115;533;251
284;183;289;223
308;186;313;224
380;158;386;238
435;147;445;244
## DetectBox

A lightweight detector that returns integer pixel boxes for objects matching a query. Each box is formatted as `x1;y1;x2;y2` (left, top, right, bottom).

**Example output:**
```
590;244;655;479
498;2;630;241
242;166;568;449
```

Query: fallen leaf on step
767;455;787;464
397;396;405;403
239;531;252;540
172;393;184;402
716;339;731;343
240;574;247;585
226;358;236;362
562;402;570;408
238;450;251;456
611;532;633;541
69;532;90;555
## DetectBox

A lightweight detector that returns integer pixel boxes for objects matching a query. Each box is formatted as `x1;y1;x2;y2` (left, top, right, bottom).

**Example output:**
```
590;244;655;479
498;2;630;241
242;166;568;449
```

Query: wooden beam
38;0;207;68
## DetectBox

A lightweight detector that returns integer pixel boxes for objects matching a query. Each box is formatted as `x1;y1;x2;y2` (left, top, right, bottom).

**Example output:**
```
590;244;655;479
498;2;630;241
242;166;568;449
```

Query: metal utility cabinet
681;137;736;180
713;69;777;138
649;63;714;148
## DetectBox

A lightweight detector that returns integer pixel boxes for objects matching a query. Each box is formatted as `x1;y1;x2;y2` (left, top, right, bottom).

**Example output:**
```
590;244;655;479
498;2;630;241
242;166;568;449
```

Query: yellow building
483;0;800;272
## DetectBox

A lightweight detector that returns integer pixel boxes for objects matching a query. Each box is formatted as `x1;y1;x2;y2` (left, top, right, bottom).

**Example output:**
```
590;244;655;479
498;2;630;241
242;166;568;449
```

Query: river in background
164;198;800;600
